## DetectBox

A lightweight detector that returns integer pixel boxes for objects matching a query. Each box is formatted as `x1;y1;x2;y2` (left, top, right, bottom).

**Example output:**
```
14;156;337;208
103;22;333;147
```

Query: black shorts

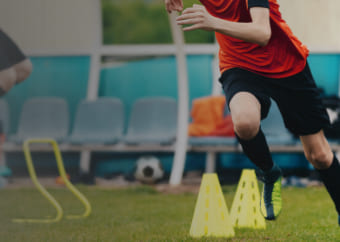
219;63;330;136
0;30;26;71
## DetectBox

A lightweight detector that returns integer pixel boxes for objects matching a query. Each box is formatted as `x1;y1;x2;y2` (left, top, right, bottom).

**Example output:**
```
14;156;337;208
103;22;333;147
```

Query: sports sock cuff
316;153;340;214
317;153;340;173
235;128;264;145
236;128;274;172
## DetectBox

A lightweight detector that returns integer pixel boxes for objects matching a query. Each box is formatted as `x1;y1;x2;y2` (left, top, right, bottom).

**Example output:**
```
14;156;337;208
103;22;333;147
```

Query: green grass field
0;184;339;241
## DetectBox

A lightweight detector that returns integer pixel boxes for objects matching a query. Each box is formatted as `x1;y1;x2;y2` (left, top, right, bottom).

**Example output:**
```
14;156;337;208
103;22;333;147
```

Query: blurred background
1;0;340;186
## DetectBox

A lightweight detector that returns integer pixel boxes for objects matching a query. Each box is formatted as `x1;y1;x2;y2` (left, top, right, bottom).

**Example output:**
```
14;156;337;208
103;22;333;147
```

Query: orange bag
188;96;234;137
209;115;235;137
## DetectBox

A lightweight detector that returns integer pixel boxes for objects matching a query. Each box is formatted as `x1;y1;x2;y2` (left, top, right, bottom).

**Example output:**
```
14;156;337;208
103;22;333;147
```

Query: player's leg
230;92;261;138
300;130;340;225
0;58;31;96
230;92;273;170
13;58;32;84
229;91;282;220
0;30;31;95
0;67;17;96
271;62;339;223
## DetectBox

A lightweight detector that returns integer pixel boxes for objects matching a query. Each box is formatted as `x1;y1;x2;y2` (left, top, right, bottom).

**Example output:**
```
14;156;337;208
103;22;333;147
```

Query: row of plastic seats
0;97;178;145
0;96;295;147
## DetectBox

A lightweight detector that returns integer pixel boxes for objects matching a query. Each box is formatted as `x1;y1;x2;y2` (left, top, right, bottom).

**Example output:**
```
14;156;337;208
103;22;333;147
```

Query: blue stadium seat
124;97;177;145
189;136;237;146
9;97;69;143
0;99;10;134
67;98;124;144
261;100;296;145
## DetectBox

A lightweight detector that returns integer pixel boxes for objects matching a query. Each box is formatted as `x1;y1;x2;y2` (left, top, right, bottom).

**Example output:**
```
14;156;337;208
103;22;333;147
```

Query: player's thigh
13;58;32;84
0;67;17;93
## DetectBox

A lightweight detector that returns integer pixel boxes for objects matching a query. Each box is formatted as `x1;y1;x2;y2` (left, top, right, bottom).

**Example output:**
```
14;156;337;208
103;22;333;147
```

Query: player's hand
176;4;217;31
165;0;183;13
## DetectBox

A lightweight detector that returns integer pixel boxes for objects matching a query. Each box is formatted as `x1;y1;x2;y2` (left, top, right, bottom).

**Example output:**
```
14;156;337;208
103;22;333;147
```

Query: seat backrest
71;98;124;138
0;99;10;134
127;97;177;137
261;100;291;137
17;97;69;140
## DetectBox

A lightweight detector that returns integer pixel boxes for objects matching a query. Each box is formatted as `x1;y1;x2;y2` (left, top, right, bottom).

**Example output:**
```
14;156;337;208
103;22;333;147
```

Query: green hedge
102;0;214;44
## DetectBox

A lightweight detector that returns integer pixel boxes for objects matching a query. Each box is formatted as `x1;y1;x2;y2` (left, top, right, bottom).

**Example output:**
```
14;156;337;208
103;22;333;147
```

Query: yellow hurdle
13;139;91;223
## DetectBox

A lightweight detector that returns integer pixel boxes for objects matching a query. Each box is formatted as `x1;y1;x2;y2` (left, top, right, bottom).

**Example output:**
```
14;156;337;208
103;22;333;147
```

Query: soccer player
0;30;31;187
0;29;32;96
165;0;340;224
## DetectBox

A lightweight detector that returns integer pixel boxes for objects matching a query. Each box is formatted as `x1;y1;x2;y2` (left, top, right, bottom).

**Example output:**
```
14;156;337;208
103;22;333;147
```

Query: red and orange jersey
200;0;309;78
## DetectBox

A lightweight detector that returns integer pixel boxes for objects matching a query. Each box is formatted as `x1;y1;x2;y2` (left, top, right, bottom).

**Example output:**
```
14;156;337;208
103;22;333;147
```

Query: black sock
236;128;274;172
317;154;340;215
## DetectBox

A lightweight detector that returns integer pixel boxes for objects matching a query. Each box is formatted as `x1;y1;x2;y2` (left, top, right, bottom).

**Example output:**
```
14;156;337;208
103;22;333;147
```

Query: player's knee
15;59;32;84
0;68;17;95
306;149;333;170
233;116;260;140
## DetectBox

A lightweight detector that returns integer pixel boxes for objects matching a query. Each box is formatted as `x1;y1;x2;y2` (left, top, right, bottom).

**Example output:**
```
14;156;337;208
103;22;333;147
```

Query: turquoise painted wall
308;54;340;95
4;56;90;134
99;54;340;111
4;54;339;135
3;54;340;176
99;55;214;122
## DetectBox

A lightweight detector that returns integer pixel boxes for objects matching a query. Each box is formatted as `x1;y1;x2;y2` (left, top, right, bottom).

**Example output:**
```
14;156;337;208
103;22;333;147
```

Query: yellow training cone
230;169;266;229
189;173;235;238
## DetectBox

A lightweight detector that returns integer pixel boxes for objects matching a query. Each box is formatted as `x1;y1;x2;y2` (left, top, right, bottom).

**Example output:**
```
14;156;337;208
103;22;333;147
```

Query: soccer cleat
257;164;283;220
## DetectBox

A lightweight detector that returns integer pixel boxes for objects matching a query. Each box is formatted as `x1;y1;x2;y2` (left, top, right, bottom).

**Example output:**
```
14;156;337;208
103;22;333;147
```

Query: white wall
0;0;101;54
1;0;339;53
278;0;340;51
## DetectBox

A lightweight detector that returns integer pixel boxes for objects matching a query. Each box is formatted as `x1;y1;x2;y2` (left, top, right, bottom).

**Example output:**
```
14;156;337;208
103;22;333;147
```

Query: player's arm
164;0;183;13
176;4;271;46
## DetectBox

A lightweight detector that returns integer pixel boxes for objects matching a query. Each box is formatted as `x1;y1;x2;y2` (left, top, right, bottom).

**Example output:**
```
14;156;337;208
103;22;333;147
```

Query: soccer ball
134;156;164;184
